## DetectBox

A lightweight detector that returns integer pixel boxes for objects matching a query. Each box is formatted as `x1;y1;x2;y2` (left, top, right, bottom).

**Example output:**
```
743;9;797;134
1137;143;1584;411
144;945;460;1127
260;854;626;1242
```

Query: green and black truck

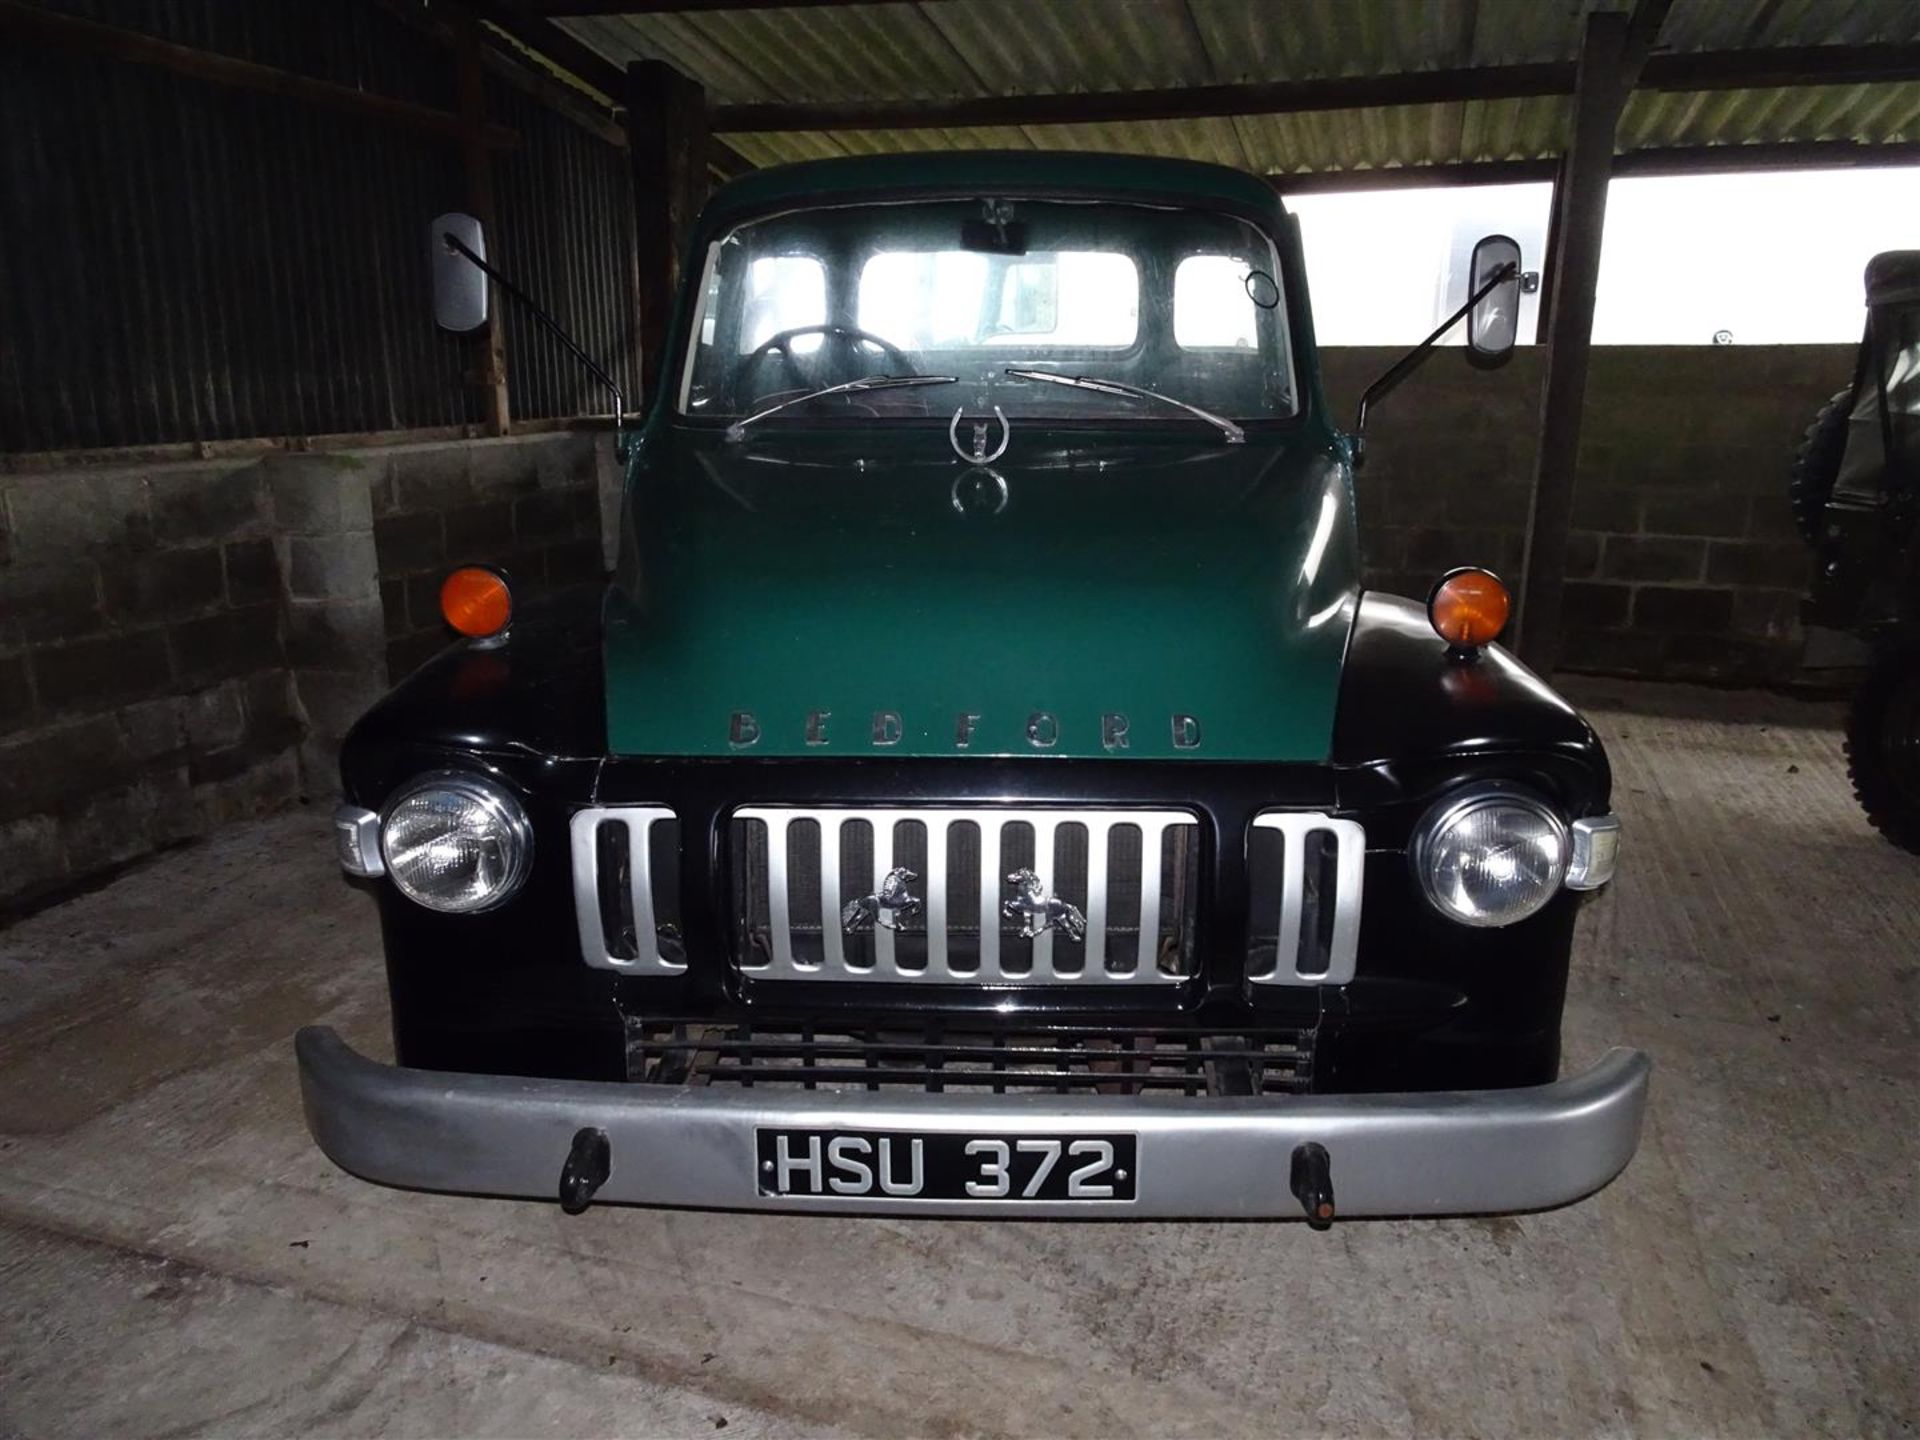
299;153;1644;1223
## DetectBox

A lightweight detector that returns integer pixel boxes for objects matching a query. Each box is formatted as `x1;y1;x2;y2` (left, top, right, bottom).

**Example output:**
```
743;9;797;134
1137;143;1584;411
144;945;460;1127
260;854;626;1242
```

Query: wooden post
1513;11;1630;672
456;19;511;436
1531;166;1567;344
625;59;710;407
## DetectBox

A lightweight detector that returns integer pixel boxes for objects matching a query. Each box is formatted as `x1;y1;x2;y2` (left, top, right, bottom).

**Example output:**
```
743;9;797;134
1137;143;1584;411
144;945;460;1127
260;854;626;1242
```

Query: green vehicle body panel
603;151;1360;762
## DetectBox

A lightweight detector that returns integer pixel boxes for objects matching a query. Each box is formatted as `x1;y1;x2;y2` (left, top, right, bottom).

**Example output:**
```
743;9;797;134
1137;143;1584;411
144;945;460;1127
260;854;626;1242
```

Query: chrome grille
732;807;1200;985
1246;811;1367;986
571;806;684;974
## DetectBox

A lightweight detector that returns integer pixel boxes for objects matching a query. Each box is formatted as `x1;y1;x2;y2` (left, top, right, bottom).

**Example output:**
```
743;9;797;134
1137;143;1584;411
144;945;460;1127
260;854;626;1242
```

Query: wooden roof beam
1642;42;1920;91
463;1;755;175
707;43;1920;133
1614;138;1920;174
714;62;1575;132
1268;140;1920;195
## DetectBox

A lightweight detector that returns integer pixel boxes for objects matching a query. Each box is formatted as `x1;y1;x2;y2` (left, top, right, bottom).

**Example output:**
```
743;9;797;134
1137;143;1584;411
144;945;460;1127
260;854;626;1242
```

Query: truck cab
299;152;1645;1222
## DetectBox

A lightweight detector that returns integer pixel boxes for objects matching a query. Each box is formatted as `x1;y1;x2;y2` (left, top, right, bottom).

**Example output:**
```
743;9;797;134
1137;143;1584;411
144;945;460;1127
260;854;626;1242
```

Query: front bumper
296;1026;1650;1219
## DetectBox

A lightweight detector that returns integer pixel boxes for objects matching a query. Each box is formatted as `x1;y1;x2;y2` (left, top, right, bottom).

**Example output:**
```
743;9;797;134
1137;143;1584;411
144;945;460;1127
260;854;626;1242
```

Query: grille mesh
628;1018;1314;1096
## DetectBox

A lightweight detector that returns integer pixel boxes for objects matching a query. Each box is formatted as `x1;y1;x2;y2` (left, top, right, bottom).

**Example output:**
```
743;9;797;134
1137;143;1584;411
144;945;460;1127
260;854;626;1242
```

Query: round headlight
1412;787;1569;928
379;772;532;914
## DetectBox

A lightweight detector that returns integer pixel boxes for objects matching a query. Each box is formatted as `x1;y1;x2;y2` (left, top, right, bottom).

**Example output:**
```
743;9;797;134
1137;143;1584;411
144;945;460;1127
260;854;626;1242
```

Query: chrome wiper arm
1002;368;1245;444
724;374;958;442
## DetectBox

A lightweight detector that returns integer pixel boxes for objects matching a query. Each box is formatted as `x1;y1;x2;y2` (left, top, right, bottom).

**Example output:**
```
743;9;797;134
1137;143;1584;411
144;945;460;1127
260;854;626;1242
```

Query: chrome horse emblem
948;406;1010;464
1003;868;1087;941
842;866;922;932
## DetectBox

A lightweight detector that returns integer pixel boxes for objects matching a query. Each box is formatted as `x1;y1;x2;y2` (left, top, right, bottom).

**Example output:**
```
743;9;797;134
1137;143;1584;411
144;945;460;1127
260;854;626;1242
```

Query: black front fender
339;583;609;804
1333;591;1610;813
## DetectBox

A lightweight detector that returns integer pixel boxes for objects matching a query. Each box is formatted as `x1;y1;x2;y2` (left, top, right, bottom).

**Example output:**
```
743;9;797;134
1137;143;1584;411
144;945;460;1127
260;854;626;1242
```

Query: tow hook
559;1127;611;1214
1290;1142;1335;1229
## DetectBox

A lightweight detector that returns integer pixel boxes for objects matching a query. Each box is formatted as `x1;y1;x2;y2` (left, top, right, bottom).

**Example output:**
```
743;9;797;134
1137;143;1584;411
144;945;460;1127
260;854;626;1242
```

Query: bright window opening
1174;255;1260;349
1592;168;1920;344
1288;182;1551;346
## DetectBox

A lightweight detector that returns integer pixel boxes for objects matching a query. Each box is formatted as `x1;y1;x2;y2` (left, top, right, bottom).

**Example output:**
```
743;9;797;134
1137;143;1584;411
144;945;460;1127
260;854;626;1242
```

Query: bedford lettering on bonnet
725;710;1205;750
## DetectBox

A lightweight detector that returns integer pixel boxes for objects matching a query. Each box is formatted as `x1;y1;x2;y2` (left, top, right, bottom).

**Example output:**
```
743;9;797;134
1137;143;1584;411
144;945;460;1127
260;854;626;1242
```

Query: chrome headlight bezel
378;770;533;915
1410;784;1571;929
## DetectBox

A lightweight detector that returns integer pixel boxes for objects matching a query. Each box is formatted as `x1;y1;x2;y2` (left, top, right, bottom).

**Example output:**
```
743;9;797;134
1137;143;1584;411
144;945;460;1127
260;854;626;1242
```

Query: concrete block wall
0;462;305;911
1;429;615;915
267;452;392;792
1322;344;1850;683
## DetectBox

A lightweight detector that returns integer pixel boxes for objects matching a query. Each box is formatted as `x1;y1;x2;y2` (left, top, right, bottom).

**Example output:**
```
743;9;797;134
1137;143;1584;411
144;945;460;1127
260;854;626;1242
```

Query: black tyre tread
1845;646;1920;855
1789;387;1852;545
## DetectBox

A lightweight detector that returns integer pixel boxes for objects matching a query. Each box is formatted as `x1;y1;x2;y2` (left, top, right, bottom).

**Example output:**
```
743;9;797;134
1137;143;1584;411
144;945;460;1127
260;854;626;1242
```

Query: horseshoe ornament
948;406;1011;465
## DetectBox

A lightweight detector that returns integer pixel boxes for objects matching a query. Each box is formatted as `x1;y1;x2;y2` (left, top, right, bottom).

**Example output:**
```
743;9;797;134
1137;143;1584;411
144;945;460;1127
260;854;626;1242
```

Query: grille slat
821;815;846;973
571;807;681;974
765;810;793;972
978;817;1002;978
733;807;1199;986
1085;821;1109;975
1137;818;1165;976
872;817;897;976
628;1020;1315;1096
926;817;950;978
1247;812;1366;986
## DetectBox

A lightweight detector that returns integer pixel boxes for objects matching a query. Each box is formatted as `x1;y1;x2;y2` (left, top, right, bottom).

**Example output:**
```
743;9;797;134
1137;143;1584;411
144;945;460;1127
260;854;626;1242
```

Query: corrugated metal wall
492;82;643;425
0;0;641;454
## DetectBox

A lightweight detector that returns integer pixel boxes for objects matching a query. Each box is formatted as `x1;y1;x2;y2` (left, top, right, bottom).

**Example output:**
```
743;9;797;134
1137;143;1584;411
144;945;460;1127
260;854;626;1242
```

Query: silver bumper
296;1026;1650;1220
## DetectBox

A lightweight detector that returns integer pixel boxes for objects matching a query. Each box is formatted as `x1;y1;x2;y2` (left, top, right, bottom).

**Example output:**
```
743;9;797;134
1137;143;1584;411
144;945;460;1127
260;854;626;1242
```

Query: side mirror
1466;234;1522;364
1353;233;1525;465
426;210;628;434
430;212;489;333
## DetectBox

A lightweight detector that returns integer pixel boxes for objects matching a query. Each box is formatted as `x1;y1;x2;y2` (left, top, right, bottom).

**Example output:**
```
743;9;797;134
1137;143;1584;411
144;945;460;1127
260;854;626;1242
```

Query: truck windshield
677;198;1296;428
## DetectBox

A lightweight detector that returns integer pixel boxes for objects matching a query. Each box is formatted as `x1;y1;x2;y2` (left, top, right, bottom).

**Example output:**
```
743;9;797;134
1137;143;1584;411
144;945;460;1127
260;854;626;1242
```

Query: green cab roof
700;150;1287;230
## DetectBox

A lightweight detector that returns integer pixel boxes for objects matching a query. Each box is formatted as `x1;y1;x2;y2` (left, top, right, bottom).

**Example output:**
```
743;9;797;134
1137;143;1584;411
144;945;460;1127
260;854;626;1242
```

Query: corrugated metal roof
554;0;1920;175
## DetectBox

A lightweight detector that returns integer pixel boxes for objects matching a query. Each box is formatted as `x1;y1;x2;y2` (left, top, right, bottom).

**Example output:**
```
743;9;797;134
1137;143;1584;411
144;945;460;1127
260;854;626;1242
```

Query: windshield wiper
724;374;958;442
1002;368;1245;444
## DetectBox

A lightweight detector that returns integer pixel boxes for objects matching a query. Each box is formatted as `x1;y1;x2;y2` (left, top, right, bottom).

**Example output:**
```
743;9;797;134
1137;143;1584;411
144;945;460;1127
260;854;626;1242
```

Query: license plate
756;1128;1138;1202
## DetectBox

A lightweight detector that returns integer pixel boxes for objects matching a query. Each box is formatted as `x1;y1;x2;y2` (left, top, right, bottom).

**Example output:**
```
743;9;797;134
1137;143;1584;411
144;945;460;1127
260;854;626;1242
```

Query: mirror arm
1352;261;1517;465
440;231;626;432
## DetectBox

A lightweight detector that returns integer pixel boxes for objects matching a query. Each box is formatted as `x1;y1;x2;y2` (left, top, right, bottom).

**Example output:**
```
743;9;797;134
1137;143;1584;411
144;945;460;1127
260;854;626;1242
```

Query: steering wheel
739;324;918;395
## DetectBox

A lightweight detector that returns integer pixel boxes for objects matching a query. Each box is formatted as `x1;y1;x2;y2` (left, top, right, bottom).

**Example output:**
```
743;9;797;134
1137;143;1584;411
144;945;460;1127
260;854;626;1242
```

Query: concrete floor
1;680;1915;1438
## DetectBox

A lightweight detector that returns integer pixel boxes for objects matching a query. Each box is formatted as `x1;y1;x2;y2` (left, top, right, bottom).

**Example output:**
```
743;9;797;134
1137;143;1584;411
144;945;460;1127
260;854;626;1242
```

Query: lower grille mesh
626;1019;1314;1096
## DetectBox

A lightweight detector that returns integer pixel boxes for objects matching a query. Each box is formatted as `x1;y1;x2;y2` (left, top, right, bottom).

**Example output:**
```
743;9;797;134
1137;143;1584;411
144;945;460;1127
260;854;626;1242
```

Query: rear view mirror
431;212;489;333
1467;234;1522;363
